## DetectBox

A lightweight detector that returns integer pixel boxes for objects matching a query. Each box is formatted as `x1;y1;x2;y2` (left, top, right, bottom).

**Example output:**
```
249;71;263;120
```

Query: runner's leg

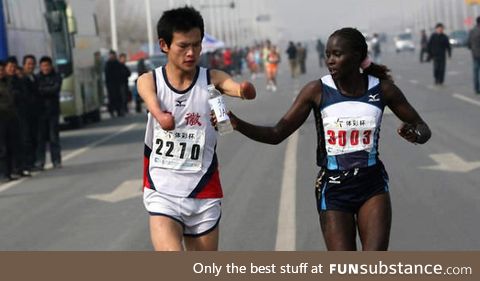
150;216;184;251
356;193;391;251
184;226;219;251
320;211;357;250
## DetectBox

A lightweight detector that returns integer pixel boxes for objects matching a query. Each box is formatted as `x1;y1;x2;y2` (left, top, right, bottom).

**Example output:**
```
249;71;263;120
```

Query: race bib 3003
152;128;205;172
323;116;377;156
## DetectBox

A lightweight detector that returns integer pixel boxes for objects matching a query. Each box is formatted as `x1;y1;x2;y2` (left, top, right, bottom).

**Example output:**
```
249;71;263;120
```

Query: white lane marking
447;71;460;76
0;123;139;193
275;131;298;251
383;107;394;116
421;153;480;173
427;85;436;90
87;179;143;203
453;93;480;107
409;79;419;84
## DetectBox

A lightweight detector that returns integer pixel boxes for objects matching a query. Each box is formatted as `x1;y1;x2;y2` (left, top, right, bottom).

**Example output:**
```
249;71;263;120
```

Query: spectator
118;53;131;114
468;16;480;94
371;33;381;63
427;23;451;85
316;38;325;68
104;50;125;117
419;29;428;63
286;41;298;78
22;55;39;172
0;61;20;181
297;42;307;74
35;56;63;170
5;57;28;177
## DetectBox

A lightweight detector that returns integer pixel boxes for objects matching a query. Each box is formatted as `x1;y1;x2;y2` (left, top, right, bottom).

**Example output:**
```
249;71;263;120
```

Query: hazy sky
96;0;477;49
274;0;405;40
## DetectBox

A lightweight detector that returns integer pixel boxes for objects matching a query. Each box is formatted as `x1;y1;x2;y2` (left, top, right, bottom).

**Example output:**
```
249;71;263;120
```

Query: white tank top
143;66;223;198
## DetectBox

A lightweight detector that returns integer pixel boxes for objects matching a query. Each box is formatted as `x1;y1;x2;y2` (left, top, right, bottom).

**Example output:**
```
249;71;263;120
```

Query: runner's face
325;36;359;80
162;28;202;72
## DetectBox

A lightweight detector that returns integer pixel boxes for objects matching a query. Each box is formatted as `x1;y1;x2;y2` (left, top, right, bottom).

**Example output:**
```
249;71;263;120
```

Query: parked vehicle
394;33;415;53
126;59;155;94
449;30;468;47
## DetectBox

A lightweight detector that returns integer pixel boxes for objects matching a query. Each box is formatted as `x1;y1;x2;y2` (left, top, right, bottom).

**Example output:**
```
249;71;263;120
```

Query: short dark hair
39;56;53;64
0;60;5;67
156;6;204;48
435;23;444;29
6;56;18;65
23;54;36;65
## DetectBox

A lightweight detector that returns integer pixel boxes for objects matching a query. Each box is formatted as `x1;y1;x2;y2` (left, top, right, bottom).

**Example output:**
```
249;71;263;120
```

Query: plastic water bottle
207;84;233;135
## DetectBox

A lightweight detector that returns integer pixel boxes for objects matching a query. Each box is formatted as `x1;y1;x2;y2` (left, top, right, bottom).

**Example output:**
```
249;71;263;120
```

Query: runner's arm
382;80;431;144
225;80;320;144
137;72;175;130
210;69;256;99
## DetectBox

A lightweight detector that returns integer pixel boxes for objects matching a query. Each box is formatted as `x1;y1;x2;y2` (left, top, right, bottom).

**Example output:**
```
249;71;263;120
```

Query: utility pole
145;0;154;56
109;0;118;51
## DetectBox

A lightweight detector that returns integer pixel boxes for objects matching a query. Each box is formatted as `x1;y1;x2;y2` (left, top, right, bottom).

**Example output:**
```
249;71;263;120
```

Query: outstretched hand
240;81;256;100
210;111;238;130
397;123;418;143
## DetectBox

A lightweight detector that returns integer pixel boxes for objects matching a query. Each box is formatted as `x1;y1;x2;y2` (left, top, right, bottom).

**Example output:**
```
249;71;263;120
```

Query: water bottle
207;84;233;135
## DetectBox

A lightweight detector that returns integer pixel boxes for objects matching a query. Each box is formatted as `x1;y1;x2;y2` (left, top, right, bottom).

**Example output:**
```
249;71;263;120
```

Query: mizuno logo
368;94;380;102
328;176;341;184
176;99;187;107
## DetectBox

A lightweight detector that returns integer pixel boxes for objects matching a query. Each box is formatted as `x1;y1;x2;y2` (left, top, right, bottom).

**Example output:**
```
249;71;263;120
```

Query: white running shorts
144;188;221;236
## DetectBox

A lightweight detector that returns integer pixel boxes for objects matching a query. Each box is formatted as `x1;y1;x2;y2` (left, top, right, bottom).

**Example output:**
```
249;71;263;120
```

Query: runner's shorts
315;162;389;213
144;188;221;237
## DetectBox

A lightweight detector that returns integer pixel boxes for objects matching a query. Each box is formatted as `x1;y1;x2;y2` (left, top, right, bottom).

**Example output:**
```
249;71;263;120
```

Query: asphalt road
0;46;478;250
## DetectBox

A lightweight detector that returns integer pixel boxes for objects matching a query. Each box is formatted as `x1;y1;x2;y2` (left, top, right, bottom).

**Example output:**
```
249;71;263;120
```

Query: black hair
477;16;480;25
39;56;53;64
0;60;5;67
329;27;392;81
22;54;36;65
435;23;444;29
156;6;204;49
6;56;18;65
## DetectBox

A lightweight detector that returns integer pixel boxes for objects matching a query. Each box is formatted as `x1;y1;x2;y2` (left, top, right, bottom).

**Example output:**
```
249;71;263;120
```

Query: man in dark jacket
286;41;298;78
427;23;451;85
5;57;28;177
118;53;131;114
104;50;125;117
468;16;480;94
0;61;20;181
22;55;39;172
35;56;63;170
419;29;428;63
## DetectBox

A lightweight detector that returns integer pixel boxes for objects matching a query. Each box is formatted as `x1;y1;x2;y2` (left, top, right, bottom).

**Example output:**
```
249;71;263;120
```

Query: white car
126;60;155;93
394;33;415;53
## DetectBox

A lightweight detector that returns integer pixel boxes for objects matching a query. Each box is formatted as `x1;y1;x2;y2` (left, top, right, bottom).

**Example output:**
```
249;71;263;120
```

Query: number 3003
326;130;372;146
